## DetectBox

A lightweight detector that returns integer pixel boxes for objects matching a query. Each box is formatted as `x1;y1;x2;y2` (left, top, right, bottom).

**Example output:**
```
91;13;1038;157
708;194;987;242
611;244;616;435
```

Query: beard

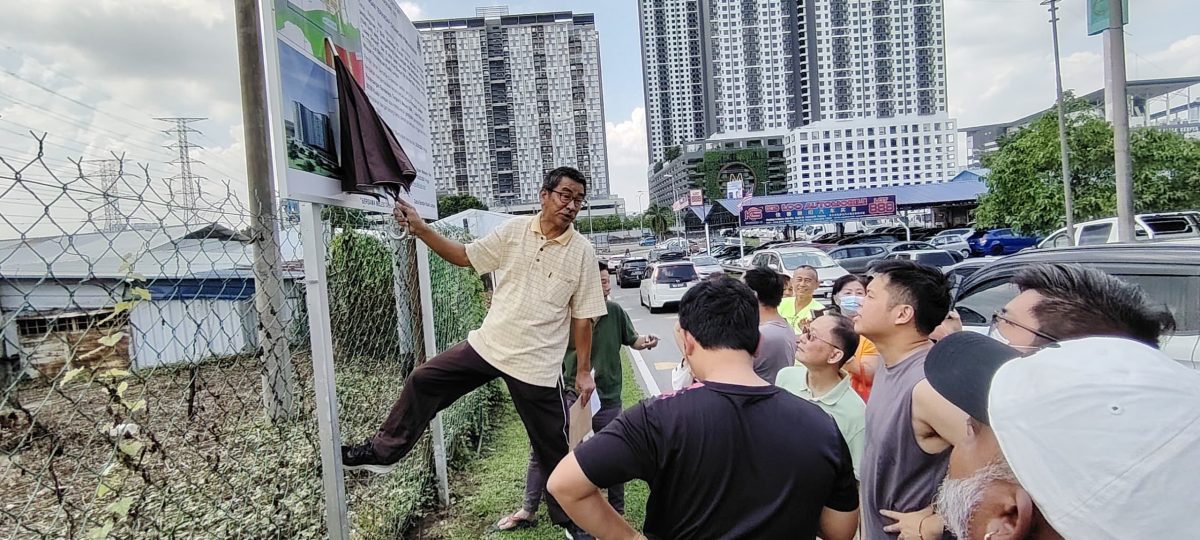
935;460;1017;539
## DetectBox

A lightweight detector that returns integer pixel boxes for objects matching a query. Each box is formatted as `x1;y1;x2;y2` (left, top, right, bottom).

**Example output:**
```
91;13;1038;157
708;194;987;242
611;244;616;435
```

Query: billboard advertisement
740;195;898;227
262;0;437;218
688;189;703;207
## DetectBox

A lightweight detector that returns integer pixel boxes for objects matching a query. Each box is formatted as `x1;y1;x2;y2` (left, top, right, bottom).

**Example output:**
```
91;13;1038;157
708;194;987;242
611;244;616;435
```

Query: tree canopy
437;194;488;219
975;97;1200;234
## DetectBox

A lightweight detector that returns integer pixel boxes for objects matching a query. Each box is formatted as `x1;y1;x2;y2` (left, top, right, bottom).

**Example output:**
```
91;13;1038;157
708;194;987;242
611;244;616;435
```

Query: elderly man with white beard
922;332;1200;540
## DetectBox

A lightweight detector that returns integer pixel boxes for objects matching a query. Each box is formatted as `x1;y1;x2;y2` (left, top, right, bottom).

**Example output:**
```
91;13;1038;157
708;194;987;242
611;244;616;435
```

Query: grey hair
935;460;1018;539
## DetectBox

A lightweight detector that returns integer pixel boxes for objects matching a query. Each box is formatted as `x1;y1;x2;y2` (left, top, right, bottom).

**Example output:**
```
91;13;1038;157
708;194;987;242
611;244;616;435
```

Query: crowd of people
341;166;1197;539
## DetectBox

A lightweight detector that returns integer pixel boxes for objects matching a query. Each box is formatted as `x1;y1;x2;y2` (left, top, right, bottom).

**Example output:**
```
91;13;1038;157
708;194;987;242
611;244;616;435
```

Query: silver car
748;247;849;298
929;234;972;258
688;255;725;279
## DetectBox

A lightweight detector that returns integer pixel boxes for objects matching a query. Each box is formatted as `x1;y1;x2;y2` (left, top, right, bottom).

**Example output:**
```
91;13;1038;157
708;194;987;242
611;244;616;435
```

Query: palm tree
643;204;673;238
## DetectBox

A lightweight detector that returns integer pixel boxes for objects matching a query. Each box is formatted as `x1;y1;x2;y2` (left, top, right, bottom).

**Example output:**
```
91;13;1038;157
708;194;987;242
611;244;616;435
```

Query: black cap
924;331;1022;425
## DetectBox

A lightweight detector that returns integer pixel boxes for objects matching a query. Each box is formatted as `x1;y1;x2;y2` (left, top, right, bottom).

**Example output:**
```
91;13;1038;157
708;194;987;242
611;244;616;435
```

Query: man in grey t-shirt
744;267;798;383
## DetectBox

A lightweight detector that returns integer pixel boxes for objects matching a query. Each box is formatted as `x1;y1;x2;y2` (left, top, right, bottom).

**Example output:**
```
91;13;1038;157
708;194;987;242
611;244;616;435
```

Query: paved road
609;279;680;397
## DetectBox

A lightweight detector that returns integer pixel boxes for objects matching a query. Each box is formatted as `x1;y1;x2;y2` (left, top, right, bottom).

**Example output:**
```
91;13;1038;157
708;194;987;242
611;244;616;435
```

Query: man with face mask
926;332;1200;539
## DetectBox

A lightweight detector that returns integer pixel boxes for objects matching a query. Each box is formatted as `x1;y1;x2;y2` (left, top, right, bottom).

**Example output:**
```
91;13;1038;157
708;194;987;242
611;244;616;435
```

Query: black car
618;258;649;288
952;244;1200;368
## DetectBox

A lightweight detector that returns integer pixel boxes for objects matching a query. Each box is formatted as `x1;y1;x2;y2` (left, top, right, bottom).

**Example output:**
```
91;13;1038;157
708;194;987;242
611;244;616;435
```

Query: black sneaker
562;522;595;540
341;440;397;474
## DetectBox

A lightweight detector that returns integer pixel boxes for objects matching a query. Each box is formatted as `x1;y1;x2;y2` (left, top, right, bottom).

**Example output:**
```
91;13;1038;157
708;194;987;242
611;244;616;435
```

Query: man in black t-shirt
547;277;860;540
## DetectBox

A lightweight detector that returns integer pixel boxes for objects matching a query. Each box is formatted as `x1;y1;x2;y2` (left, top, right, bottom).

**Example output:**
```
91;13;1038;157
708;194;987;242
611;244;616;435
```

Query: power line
0;68;164;133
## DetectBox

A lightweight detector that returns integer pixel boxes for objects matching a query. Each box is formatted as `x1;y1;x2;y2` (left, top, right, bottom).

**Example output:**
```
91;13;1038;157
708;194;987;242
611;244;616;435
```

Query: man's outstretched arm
394;200;470;267
547;454;644;540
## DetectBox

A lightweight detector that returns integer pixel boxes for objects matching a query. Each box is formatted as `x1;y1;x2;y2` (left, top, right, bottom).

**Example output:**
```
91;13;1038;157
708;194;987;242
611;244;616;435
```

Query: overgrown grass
426;349;651;539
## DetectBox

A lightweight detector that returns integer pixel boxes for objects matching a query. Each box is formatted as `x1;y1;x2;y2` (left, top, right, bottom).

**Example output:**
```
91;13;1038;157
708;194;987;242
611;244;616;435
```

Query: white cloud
604;107;649;212
398;2;424;22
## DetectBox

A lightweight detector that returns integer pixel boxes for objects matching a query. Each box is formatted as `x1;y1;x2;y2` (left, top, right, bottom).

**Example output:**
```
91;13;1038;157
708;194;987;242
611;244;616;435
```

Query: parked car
747;246;849;298
887;241;937;252
932;227;974;240
1037;212;1200;249
952;244;1200;368
827;244;889;274
606;257;623;272
640;261;700;313
872;249;959;271
928;233;973;258
657;250;686;262
836;233;904;246
657;237;700;253
944;257;1002;285
968;228;1040;256
617;257;649;288
689;255;724;279
639;236;657;247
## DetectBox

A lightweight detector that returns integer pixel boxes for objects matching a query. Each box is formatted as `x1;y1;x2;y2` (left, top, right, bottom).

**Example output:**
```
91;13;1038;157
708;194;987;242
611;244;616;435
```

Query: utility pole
85;159;124;233
233;0;298;428
1043;0;1076;246
1103;0;1135;241
156;117;207;226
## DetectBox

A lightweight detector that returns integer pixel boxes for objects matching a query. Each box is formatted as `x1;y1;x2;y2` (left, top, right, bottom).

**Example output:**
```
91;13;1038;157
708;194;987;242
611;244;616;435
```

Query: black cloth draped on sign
333;54;416;200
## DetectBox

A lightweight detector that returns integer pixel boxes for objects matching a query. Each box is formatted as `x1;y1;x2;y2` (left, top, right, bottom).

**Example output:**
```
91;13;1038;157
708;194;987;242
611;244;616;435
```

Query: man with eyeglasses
988;263;1175;353
777;314;867;477
342;166;607;539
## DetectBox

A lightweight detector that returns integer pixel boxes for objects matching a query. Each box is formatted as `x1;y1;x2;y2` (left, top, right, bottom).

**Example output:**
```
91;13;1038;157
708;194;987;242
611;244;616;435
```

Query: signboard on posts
688;189;703;207
262;0;438;218
740;195;898;226
1087;0;1128;36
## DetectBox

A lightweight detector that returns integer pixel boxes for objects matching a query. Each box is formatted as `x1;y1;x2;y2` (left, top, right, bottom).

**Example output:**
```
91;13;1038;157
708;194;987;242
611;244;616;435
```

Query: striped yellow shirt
465;214;607;387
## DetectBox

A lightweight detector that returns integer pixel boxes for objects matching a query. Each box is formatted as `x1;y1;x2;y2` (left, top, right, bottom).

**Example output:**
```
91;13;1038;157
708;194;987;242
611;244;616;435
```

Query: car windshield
690;256;718;266
915;252;956;267
624;260;647;268
656;264;698;283
779;251;838;269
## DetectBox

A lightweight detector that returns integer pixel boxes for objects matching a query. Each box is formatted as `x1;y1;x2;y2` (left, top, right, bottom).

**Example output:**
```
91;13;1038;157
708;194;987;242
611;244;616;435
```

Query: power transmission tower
84;159;124;233
156;117;207;226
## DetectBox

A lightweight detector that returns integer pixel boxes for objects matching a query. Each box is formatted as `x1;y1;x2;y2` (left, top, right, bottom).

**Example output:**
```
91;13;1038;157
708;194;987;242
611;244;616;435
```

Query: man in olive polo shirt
495;261;659;532
342;167;608;537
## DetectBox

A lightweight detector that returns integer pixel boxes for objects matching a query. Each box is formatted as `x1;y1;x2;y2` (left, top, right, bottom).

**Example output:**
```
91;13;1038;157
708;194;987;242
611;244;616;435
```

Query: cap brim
924;331;1022;425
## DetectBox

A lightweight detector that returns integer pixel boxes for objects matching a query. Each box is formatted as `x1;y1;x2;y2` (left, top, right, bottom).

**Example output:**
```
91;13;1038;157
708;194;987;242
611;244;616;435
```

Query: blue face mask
838;295;863;315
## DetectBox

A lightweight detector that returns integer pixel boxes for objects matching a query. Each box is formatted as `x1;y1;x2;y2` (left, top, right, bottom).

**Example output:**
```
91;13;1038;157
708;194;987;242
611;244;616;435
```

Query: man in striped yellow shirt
342;167;608;538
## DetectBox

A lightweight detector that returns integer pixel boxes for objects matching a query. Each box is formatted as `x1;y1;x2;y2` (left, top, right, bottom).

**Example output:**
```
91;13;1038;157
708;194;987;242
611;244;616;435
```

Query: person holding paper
494;261;659;534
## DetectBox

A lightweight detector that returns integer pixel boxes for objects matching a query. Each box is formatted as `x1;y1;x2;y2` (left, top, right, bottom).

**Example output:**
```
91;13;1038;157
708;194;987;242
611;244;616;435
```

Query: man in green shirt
494;261;658;533
776;313;867;479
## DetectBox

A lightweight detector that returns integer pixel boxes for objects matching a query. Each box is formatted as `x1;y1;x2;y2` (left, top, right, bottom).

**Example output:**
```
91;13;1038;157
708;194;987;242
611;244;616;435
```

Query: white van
1038;212;1200;248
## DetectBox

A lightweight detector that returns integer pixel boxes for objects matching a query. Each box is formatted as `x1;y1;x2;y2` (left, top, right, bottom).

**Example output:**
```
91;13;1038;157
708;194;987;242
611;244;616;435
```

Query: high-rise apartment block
641;0;959;204
416;9;609;208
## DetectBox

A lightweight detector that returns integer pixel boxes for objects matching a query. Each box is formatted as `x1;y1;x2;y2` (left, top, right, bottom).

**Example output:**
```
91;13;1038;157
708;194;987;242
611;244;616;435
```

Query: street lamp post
637;190;647;235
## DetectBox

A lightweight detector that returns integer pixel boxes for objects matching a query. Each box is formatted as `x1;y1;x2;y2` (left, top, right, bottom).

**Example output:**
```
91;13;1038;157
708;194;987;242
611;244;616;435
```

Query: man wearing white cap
926;332;1200;539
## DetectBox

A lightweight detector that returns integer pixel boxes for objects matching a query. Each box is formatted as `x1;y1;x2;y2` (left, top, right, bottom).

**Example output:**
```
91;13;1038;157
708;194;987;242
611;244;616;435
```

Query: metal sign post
413;241;450;505
299;201;350;540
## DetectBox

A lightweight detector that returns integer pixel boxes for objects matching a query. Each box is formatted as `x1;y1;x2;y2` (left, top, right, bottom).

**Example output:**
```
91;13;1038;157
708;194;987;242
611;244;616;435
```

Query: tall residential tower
416;8;609;208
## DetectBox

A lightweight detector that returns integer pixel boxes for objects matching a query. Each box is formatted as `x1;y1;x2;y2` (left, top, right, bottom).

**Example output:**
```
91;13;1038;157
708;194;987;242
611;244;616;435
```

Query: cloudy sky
1;0;1197;236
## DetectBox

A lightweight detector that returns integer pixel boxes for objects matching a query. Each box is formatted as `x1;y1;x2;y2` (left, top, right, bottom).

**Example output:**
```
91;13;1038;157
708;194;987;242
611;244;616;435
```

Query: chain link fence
1;136;498;538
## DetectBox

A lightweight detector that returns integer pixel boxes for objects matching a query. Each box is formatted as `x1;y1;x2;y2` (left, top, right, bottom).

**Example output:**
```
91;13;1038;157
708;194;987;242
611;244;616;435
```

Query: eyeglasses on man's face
989;310;1058;345
549;189;587;208
801;325;842;352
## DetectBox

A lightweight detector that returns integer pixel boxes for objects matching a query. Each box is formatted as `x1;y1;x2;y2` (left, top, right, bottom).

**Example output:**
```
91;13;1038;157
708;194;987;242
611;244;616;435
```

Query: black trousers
370;341;573;524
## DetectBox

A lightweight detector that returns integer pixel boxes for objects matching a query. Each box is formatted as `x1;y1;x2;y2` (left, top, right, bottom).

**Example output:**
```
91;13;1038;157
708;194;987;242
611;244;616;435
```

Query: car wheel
989;244;1004;256
960;248;971;258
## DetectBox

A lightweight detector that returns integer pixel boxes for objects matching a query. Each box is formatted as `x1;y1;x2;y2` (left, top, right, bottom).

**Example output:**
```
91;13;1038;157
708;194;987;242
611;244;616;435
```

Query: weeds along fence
0;138;499;538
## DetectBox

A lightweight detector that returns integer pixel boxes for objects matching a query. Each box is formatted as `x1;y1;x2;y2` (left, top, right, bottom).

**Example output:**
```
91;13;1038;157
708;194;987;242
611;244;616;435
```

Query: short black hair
1012;263;1176;347
744;266;787;308
870;259;951;336
679;276;760;355
823;314;861;367
598;261;609;273
831;274;867;297
542;166;587;194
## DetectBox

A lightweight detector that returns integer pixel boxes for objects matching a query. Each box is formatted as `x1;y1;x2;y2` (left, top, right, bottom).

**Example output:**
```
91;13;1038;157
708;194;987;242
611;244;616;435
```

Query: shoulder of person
606;299;627;315
775;365;809;388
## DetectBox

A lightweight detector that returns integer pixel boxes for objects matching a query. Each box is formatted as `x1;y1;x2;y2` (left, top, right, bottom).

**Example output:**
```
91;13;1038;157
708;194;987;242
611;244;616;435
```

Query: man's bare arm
572;318;596;403
547;454;642;540
394;200;470;267
819;507;859;540
911;379;969;454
